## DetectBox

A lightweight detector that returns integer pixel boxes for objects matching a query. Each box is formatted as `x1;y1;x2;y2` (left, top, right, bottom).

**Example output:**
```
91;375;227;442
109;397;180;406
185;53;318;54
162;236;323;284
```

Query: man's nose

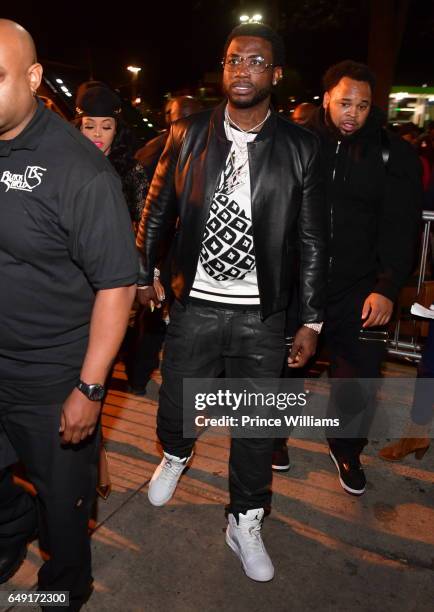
234;59;250;77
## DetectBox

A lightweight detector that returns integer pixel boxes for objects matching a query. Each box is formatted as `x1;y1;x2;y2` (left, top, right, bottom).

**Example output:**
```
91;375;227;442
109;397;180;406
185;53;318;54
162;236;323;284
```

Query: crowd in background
1;16;433;607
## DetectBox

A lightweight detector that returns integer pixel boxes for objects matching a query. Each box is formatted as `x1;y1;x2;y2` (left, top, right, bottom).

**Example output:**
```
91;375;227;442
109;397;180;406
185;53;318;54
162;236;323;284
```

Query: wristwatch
76;379;106;401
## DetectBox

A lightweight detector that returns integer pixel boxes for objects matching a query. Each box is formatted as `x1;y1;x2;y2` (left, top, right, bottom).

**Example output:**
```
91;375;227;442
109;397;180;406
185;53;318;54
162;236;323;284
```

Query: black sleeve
298;135;328;323
136;123;181;286
134;132;168;179
62;170;139;290
374;137;423;301
123;163;150;224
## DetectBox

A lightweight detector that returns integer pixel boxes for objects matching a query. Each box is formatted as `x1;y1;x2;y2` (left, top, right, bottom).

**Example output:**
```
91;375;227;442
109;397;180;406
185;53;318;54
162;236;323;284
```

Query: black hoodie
307;107;423;301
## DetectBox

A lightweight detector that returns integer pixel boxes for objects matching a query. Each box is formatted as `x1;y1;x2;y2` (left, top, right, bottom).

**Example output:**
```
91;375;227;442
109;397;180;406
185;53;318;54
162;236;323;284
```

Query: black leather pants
158;299;287;516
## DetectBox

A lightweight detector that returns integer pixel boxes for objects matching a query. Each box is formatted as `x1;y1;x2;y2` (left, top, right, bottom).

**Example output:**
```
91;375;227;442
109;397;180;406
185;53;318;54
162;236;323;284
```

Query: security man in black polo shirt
0;20;138;609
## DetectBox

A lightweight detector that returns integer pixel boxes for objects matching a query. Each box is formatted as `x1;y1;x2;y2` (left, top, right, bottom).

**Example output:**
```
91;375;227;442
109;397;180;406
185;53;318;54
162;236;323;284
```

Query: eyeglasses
221;55;274;74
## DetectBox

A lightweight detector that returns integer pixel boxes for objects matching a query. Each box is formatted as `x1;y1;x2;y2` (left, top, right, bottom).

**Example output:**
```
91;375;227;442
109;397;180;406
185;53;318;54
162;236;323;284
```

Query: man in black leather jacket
135;96;203;180
274;60;422;495
136;22;327;581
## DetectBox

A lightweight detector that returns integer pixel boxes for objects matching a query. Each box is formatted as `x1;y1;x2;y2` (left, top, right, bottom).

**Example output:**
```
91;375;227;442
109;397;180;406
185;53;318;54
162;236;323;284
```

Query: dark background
3;0;434;105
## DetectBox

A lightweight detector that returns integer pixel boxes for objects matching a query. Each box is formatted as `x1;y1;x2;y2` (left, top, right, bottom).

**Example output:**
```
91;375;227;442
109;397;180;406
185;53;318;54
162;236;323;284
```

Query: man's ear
28;62;43;95
323;91;330;110
272;67;283;86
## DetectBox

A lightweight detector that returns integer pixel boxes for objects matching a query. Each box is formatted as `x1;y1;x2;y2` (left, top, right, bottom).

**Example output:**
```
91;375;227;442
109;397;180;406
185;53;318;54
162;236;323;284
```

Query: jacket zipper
328;140;341;275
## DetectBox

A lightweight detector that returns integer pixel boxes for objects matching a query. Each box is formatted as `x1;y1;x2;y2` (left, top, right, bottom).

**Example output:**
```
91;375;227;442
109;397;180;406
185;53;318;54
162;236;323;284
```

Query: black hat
75;84;122;118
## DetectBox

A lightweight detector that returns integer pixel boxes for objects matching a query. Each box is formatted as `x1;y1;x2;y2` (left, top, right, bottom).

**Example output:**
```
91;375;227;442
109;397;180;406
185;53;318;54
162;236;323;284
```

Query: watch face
77;380;106;401
88;384;105;401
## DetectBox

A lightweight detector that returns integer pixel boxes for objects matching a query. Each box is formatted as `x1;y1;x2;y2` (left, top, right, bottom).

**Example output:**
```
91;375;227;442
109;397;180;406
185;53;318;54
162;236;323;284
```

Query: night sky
3;1;434;106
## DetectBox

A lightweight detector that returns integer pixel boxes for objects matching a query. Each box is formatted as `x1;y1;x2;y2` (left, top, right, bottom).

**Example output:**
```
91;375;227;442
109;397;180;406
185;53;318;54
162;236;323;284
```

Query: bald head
292;102;316;126
0;19;37;66
165;96;202;125
0;19;42;140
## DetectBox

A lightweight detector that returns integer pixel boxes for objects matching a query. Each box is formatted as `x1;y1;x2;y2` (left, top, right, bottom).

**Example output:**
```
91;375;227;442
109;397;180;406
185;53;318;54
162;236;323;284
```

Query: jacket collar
210;99;277;143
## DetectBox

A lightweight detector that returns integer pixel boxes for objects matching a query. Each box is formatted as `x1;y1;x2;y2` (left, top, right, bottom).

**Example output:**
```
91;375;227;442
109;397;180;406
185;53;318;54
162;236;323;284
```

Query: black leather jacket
137;102;327;322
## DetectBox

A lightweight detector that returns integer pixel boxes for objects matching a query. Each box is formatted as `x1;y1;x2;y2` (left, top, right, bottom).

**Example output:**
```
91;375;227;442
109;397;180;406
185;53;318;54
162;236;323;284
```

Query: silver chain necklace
225;106;271;135
223;106;270;193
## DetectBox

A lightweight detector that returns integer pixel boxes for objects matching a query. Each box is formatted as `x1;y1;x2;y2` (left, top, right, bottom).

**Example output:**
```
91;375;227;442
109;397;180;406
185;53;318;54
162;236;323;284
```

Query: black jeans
325;284;388;458
125;306;166;390
0;397;99;611
274;284;388;458
158;300;287;517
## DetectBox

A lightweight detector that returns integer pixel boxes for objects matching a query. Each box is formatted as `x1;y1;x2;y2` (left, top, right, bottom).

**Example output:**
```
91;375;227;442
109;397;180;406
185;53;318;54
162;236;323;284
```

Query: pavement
1;361;433;612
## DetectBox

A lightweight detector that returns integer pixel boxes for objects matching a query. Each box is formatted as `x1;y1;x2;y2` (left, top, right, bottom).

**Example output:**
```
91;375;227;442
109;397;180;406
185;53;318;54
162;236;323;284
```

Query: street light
127;65;141;74
239;13;263;23
127;65;141;103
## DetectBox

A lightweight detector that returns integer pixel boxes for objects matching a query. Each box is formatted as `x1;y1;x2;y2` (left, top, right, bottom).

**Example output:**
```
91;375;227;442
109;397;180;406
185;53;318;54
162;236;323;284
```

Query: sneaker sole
271;463;290;472
329;450;365;496
225;529;274;582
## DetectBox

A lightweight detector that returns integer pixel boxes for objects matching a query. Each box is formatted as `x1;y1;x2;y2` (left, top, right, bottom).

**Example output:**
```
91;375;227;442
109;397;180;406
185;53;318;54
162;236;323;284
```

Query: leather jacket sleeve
298;137;328;323
136;124;181;285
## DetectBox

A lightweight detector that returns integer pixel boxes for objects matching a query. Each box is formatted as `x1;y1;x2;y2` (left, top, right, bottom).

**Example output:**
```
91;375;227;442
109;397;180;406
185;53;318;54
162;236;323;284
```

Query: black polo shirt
0;100;138;403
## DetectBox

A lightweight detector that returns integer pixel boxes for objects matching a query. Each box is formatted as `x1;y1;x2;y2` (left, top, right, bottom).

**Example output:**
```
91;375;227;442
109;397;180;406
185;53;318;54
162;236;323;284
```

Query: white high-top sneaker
148;451;192;507
225;508;274;582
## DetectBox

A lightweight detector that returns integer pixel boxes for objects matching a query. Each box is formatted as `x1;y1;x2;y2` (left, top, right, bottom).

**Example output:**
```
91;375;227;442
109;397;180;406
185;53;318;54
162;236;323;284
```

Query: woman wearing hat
74;82;149;226
74;83;158;499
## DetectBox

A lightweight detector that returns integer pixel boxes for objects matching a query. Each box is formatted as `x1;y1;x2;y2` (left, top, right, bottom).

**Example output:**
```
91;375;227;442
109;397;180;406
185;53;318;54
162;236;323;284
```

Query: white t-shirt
190;123;260;305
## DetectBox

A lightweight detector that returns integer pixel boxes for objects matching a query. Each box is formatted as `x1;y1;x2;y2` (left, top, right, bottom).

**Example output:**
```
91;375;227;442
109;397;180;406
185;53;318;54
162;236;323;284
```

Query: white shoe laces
238;520;265;555
159;457;185;484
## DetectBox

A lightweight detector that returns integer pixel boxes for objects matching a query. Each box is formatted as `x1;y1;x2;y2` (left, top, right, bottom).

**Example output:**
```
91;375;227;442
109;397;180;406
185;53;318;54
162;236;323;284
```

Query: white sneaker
225;508;274;582
148;451;192;507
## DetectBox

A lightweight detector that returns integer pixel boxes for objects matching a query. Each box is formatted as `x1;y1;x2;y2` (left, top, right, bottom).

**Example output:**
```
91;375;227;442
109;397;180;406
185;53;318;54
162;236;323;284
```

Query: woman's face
80;116;116;155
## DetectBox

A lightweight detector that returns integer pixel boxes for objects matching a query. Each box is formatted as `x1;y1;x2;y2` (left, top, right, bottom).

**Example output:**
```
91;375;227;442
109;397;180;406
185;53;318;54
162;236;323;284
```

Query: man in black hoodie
274;60;422;495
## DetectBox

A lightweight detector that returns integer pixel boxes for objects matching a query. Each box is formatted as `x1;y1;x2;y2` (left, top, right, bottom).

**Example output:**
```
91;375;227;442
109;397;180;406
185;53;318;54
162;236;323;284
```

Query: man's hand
136;285;160;309
59;388;101;444
288;326;318;368
361;293;393;328
153;277;165;303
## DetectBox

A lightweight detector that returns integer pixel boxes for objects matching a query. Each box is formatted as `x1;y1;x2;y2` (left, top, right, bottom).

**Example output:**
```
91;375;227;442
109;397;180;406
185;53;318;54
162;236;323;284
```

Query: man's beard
223;83;271;109
324;106;357;139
